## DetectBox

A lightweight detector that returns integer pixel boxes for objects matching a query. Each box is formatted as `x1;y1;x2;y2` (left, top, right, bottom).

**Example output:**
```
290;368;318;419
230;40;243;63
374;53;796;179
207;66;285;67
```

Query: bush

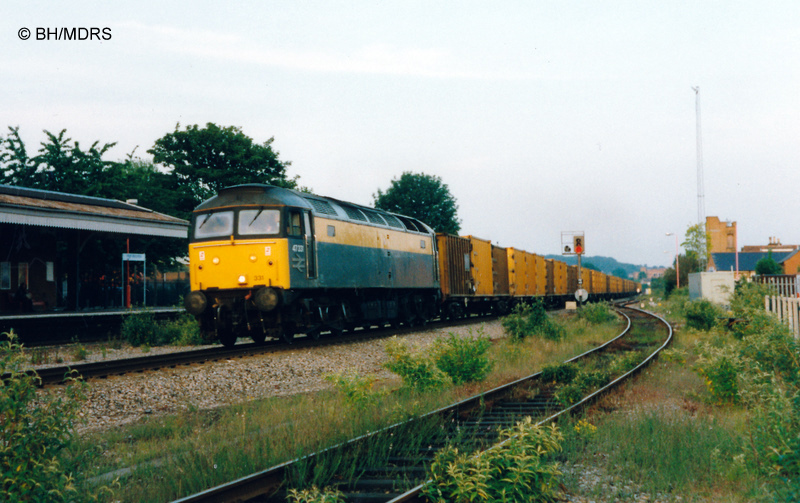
121;310;159;346
0;331;113;502
121;312;204;347
684;299;722;331
540;362;579;384
423;418;563;503
432;330;493;385
325;370;384;406
577;302;617;324
286;485;345;503
501;301;565;341
384;338;449;391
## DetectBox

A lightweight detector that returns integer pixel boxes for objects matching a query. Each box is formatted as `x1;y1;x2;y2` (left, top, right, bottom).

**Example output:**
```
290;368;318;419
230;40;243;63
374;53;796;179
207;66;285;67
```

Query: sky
3;1;799;268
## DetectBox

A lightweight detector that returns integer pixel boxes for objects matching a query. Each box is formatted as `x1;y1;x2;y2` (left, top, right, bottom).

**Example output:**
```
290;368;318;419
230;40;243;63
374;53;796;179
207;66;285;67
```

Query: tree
663;253;700;295
149;123;297;215
682;223;710;272
755;251;783;275
0;127;123;196
611;267;629;279
374;172;460;234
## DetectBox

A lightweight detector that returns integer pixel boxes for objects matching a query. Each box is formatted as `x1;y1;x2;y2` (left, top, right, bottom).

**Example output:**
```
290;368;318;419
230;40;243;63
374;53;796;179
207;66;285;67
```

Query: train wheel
306;328;321;341
215;305;237;348
251;330;267;345
282;326;295;344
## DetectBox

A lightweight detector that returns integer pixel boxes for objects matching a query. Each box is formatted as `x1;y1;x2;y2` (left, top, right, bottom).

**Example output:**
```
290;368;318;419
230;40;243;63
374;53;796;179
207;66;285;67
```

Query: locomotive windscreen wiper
197;213;211;229
247;207;264;227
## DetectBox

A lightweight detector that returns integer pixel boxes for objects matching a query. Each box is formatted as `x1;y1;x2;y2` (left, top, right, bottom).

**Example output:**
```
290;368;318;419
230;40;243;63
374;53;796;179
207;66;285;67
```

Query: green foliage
1;331;113;502
663;254;700;296
694;349;741;404
286;485;345;503
755;250;783;275
684;299;723;331
373;171;460;235
121;311;204;347
682;223;710;272
423;419;563;503
576;302;617;324
553;369;611;407
501;301;565;342
432;330;493;385
324;370;384;406
689;281;800;496
540;362;579;384
149;122;298;215
383;338;449;391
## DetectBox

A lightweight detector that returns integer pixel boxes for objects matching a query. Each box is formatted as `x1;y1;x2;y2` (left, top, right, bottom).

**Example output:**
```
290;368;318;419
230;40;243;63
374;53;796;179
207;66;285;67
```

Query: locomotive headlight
249;254;257;262
238;275;247;285
212;257;220;265
253;287;280;312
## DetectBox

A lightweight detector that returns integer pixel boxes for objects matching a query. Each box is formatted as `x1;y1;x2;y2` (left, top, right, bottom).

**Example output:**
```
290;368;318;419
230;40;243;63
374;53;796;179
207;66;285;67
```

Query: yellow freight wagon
436;234;472;298
567;264;579;293
532;254;547;295
506;247;527;296
551;259;568;295
592;270;607;294
581;267;592;293
492;245;510;295
522;251;537;296
466;236;494;296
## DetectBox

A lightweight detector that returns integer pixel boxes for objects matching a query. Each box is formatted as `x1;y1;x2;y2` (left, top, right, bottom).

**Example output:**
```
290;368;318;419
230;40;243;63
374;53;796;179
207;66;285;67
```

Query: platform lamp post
666;232;679;289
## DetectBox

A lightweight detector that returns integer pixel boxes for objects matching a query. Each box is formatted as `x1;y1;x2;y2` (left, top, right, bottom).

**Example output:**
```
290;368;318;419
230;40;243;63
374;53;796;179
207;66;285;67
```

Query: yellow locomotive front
183;185;308;346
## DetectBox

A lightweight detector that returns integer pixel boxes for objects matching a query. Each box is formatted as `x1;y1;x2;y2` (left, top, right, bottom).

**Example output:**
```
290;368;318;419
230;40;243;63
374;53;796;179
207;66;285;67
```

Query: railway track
170;304;671;503
26;315;499;386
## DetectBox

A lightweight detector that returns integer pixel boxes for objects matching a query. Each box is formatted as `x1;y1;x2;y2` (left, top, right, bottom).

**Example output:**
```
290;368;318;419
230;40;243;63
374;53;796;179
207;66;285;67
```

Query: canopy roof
0;185;188;238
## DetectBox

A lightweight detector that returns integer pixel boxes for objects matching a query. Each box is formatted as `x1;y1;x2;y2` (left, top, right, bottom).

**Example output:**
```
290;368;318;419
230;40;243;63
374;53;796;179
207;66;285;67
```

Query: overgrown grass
65;315;627;502
556;281;797;502
120;311;205;347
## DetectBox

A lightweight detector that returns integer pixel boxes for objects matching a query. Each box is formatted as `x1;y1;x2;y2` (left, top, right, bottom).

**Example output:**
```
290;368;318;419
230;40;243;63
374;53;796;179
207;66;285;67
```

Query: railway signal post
562;231;586;306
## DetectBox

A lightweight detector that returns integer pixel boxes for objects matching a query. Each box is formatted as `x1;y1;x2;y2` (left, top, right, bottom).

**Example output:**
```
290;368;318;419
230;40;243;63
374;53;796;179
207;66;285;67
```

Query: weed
685;299;723;331
577;302;617;324
324;370;384;406
432;329;493;385
502;301;565;341
423;418;563;503
286;486;345;503
0;331;115;502
383;337;449;391
540;362;579;384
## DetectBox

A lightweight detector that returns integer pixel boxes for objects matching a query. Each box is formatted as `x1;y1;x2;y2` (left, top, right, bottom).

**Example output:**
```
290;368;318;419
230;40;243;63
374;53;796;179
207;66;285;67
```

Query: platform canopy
0;185;188;238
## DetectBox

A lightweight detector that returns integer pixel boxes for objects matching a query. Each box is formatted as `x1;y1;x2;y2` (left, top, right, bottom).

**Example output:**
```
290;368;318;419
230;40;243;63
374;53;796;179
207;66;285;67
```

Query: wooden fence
757;274;800;297
765;295;800;338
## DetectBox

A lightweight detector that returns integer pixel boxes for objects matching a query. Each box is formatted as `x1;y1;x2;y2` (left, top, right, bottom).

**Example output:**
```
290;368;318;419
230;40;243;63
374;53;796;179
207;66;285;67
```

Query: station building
0;184;189;313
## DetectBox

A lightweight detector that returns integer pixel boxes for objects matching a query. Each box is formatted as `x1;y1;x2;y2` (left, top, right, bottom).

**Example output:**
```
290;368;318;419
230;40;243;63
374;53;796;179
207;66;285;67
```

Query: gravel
34;320;505;433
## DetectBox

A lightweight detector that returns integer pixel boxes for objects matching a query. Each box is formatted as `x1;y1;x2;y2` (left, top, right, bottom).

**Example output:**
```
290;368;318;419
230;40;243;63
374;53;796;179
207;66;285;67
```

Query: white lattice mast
693;86;705;227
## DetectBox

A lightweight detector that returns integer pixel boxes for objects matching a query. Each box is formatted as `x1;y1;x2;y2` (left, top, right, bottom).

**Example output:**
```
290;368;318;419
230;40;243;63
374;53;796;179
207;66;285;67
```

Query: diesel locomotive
184;184;640;347
183;184;441;346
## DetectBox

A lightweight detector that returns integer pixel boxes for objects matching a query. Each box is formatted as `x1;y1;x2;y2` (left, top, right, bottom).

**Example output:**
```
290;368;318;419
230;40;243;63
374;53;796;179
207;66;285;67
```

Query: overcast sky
4;1;799;267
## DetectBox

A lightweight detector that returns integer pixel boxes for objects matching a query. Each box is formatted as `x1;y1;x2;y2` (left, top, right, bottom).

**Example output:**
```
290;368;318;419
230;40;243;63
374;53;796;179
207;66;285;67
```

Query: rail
171;304;672;503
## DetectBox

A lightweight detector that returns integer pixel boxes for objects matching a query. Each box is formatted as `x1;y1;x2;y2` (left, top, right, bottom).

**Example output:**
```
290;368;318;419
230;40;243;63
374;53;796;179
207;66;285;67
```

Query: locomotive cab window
194;211;234;239
238;208;280;236
288;210;303;236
